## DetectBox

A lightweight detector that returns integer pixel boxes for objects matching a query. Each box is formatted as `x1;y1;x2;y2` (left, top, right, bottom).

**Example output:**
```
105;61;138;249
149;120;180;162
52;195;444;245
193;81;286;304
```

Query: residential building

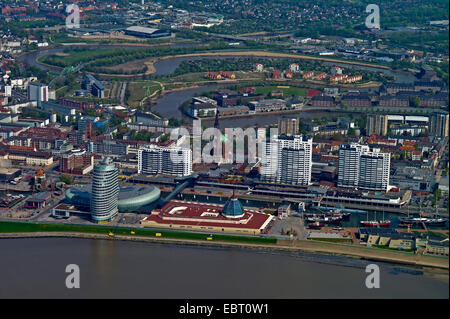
278;116;300;136
27;82;48;106
59;150;94;175
249;99;286;112
366;114;388;136
82;74;104;98
338;143;369;188
138;145;192;176
260;135;312;185
359;150;391;192
429;111;449;137
338;143;390;192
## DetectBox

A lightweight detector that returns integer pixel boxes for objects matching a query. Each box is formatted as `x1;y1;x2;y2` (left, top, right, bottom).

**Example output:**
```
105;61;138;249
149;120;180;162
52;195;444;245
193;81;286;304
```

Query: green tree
60;175;73;185
412;97;421;108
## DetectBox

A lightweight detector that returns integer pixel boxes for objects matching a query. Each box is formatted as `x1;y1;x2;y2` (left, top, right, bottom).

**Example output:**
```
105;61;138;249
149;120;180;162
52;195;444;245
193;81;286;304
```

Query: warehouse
124;26;172;38
0;168;21;182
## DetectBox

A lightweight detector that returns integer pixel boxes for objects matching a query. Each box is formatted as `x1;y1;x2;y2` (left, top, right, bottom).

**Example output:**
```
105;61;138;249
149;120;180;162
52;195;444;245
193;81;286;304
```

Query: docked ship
360;211;391;228
306;215;343;224
399;216;448;226
360;220;391;228
399;207;448;226
306;207;350;220
308;221;324;229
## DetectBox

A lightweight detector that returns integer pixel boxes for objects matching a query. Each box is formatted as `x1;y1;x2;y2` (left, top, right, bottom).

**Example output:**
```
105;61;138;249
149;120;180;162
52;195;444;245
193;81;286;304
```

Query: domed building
65;184;161;216
141;195;275;235
221;196;244;219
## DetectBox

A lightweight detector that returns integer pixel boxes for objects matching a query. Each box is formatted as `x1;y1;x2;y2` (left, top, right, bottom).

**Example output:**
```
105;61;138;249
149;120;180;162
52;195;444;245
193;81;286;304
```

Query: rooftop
144;200;273;230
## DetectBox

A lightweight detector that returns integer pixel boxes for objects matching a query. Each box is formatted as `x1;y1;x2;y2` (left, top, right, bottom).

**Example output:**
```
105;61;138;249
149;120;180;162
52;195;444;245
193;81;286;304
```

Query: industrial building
0;167;21;182
124;26;171;38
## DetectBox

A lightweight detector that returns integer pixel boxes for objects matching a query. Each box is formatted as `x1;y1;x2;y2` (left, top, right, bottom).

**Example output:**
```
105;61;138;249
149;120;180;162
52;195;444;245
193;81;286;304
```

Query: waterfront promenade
1;231;448;270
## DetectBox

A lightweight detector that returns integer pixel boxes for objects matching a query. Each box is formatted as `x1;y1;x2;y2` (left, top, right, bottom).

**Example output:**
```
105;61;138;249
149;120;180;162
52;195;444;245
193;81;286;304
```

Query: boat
399;207;448;226
399;216;448;226
307;207;349;220
306;216;342;224
360;211;391;228
308;221;324;229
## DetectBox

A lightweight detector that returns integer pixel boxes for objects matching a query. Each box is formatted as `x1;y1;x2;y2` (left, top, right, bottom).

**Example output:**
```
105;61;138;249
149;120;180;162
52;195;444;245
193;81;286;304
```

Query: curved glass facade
222;197;244;218
91;158;119;222
65;185;161;213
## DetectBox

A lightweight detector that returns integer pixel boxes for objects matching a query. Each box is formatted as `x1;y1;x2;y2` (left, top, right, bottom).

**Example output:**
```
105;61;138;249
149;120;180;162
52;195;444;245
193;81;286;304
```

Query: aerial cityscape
0;0;448;302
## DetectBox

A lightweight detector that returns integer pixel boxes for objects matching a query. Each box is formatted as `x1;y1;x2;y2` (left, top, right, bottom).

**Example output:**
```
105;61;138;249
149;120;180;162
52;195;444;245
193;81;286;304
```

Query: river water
0;238;447;298
20;45;418;127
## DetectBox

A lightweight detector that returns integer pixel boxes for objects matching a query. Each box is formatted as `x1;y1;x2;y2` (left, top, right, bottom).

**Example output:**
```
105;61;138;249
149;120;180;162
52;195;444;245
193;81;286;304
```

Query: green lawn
309;238;353;243
0;221;276;245
254;86;307;97
126;82;160;107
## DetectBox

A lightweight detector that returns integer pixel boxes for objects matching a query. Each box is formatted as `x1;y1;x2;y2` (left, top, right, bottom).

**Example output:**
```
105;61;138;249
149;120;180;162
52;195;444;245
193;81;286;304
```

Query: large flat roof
0;168;21;174
126;26;160;34
143;200;273;230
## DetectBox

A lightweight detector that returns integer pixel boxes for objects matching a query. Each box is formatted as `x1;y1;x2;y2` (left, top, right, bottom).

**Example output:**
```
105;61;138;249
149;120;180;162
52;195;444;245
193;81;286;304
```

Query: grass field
254;86;307;97
126;82;161;107
0;221;277;245
308;238;353;244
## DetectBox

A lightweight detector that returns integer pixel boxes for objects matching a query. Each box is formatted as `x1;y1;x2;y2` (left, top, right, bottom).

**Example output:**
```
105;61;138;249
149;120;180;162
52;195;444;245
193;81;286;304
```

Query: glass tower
91;157;119;222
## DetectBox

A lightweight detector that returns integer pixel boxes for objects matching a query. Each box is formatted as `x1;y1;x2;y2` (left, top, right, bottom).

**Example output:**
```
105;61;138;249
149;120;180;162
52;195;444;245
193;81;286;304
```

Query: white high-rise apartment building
338;143;369;188
260;135;313;185
338;143;390;192
27;82;48;106
359;150;391;192
138;145;192;177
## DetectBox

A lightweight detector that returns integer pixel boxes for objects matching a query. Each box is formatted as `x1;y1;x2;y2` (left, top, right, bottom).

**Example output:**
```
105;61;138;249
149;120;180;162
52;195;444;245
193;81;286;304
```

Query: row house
381;83;414;96
341;93;371;107
302;71;314;79
315;73;327;80
311;95;334;107
379;95;410;107
205;71;235;80
330;74;348;82
343;75;362;83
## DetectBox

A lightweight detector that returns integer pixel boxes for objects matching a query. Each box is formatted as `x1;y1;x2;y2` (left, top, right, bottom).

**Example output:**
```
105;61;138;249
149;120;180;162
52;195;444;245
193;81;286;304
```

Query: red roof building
271;69;281;79
141;199;275;235
307;89;322;97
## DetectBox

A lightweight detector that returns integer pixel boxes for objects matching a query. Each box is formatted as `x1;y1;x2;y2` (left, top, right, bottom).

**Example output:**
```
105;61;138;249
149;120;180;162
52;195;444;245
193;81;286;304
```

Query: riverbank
30;47;393;79
148;50;392;73
1;229;448;271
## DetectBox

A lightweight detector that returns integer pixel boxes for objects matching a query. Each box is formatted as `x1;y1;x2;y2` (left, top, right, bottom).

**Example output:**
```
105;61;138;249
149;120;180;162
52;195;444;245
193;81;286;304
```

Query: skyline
0;0;448;302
